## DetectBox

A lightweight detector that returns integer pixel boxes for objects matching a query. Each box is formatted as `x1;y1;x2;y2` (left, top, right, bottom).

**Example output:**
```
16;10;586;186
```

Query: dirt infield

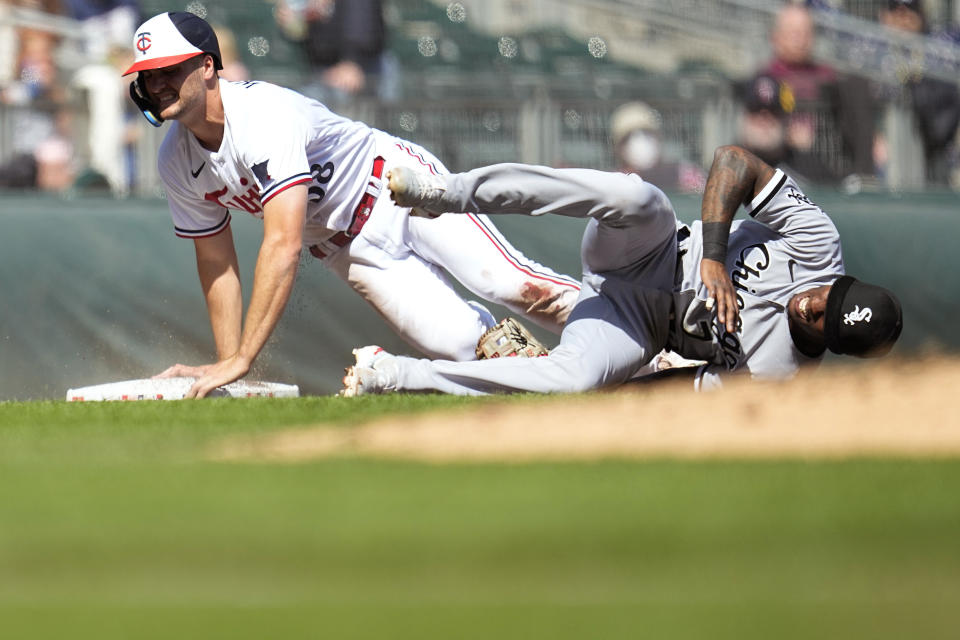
215;356;960;463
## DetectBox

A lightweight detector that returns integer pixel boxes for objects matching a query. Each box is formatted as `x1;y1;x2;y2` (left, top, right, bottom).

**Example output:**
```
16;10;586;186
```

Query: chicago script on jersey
715;242;773;369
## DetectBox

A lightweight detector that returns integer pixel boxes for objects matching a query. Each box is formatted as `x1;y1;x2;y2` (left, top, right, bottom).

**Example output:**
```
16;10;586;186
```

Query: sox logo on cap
825;276;902;357
843;306;872;326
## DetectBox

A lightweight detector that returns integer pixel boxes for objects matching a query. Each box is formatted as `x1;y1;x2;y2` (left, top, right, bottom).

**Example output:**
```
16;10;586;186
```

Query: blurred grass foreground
0;395;959;640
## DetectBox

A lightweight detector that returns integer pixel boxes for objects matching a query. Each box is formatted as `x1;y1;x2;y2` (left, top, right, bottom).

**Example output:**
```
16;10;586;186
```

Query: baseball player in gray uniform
122;12;579;397
341;144;902;395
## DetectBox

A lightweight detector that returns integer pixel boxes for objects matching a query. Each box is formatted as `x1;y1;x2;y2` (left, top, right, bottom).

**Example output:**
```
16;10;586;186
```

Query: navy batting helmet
123;12;223;126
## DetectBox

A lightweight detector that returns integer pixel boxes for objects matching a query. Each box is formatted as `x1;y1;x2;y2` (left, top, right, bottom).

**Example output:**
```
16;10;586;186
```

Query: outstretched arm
196;225;243;360
699;145;776;333
159;185;307;397
190;184;306;397
154;224;243;382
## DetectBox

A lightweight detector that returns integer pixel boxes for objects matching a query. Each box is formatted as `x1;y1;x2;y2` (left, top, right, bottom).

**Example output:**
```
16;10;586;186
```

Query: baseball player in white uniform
341;145;903;395
122;12;580;397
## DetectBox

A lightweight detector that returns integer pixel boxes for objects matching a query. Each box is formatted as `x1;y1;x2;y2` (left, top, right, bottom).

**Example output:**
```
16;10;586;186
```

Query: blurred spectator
63;0;141;195
736;73;834;183
880;0;960;187
2;26;60;104
609;101;705;193
0;1;64;99
764;3;836;102
0;6;77;192
0;4;17;89
881;0;925;33
737;74;789;168
33;109;76;191
213;24;250;82
274;0;397;103
61;0;139;62
757;3;877;182
72;45;138;195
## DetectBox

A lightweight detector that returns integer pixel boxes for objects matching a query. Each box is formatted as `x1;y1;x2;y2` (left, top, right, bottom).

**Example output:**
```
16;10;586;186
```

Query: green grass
1;397;959;639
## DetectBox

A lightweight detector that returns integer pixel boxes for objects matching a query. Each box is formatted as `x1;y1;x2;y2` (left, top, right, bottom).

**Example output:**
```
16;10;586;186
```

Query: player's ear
202;53;219;80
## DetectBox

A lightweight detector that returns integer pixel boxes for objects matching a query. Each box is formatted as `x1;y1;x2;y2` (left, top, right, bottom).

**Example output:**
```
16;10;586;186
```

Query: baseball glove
475;317;549;359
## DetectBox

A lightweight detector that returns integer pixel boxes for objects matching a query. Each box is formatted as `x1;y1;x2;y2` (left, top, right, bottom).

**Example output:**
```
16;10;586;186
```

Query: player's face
787;284;831;354
141;56;206;121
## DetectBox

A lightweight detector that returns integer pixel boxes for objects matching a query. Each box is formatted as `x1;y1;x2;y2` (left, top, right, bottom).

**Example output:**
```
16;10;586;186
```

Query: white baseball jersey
672;169;845;388
158;79;380;246
154;79;582;362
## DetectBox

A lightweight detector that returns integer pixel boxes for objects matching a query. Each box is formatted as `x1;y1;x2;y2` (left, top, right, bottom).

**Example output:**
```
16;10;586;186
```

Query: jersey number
308;162;335;204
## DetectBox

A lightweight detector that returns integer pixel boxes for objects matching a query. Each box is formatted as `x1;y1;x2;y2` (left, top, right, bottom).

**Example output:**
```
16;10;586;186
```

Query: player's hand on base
153;363;212;379
185;355;251;399
700;258;739;334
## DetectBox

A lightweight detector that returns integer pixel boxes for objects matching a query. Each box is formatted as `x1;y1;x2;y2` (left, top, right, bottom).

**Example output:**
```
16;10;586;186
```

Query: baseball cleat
339;346;399;397
386;166;447;217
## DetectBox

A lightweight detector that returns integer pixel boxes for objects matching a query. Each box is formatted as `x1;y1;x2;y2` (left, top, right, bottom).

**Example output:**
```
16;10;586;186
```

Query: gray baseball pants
391;163;679;394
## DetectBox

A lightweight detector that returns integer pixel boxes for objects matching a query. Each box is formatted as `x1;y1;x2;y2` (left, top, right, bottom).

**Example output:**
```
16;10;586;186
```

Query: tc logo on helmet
136;32;152;53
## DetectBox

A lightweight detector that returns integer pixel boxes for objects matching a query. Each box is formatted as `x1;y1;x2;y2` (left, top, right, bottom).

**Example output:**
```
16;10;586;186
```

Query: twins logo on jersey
201;161;335;218
204;178;263;217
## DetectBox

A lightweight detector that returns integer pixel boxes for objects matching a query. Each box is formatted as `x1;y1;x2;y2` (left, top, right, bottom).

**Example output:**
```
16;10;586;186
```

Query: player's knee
417;332;480;362
611;179;673;223
389;313;482;361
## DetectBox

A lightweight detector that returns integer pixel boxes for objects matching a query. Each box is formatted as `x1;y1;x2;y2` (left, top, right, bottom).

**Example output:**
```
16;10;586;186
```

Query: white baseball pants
321;148;582;361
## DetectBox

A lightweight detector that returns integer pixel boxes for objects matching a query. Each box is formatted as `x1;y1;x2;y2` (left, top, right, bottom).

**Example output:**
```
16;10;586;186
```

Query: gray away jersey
671;169;845;389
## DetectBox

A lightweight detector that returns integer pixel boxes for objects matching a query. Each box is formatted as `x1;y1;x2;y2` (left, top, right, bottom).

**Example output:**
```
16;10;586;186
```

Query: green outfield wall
0;189;956;400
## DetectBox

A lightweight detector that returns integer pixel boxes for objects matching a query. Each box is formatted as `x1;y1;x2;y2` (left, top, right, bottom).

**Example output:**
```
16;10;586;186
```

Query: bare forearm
178;186;306;398
195;231;243;359
203;270;243;359
698;145;773;333
235;238;301;365
700;145;764;225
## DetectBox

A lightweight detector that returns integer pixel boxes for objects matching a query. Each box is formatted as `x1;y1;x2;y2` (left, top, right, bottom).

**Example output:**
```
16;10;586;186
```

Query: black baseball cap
825;276;903;357
741;74;792;115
